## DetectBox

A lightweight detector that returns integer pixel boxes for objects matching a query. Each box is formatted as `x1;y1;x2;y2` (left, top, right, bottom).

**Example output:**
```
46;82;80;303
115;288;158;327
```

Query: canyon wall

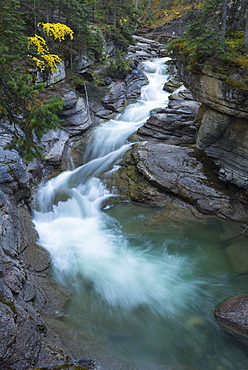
176;58;248;190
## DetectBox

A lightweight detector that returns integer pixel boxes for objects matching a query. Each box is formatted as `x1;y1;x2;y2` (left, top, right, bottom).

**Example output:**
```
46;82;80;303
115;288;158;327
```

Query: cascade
33;57;248;370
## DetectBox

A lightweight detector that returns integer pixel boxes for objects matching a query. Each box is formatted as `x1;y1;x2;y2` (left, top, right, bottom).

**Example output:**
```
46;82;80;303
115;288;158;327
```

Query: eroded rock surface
137;96;200;144
176;57;248;190
0;149;72;369
130;141;248;221
215;294;248;345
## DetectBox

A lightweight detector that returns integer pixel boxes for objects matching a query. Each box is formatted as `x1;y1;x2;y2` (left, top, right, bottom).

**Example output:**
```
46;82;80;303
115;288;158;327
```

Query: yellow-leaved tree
28;23;74;74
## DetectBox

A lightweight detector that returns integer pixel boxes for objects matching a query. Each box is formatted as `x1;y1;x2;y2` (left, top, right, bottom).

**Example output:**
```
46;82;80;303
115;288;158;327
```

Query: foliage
0;0;140;161
107;50;132;79
38;22;74;41
28;23;74;74
0;46;64;160
169;1;248;65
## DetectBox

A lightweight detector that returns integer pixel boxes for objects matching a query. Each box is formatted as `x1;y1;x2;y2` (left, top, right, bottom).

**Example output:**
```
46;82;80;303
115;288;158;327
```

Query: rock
35;62;66;86
204;115;248;189
75;358;105;369
169;88;194;101
131;142;248;221
42;129;70;164
196;105;232;150
128;35;165;60
163;76;183;93
177;59;248;119
102;81;127;112
215;294;248;345
125;63;148;100
176;57;248;191
138;98;200;144
60;97;93;135
62;88;78;110
0;133;30;200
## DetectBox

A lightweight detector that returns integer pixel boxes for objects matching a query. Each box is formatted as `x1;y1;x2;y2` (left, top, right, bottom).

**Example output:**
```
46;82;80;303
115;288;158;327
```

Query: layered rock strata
137;95;200;144
176;59;248;190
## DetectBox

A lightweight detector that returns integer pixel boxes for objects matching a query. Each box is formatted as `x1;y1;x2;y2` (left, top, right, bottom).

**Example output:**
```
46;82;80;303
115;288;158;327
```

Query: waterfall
34;57;198;312
32;57;248;370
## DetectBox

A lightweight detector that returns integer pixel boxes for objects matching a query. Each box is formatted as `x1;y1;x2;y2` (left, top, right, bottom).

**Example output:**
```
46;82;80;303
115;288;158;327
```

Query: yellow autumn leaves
28;23;74;74
38;23;74;41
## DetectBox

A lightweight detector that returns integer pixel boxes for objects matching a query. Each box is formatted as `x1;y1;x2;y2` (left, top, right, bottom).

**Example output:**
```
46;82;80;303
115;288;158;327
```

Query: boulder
130;141;248;221
125;62;148;100
60;97;93;135
137;98;200;144
163;76;183;93
41;129;70;164
215;294;248;345
101;81;127;112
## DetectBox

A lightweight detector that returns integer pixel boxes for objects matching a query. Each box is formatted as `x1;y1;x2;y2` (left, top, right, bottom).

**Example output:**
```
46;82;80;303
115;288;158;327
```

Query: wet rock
169;88;194;101
125;63;148;100
62;88;78;110
163;76;183;93
75;358;105;369
138;98;200;144
130;35;165;60
215;294;248;345
131;142;248;221
41;129;70;164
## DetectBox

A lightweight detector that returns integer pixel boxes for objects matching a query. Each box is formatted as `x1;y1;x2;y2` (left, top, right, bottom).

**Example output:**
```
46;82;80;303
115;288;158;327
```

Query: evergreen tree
0;46;64;160
0;1;64;160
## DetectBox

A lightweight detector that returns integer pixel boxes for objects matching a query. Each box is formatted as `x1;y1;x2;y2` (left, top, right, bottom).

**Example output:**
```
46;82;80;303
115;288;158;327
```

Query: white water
33;58;248;369
34;57;198;312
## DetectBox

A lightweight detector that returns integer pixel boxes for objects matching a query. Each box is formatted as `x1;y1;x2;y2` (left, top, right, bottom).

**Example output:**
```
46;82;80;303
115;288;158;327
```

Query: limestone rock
131;142;248;221
177;59;248;118
60;97;93;135
196;106;231;150
128;36;164;60
41;129;70;164
163;76;183;93
138;98;200;144
35;62;66;86
204;116;248;189
215;294;248;345
125;62;148;100
102;82;127;112
176;57;248;190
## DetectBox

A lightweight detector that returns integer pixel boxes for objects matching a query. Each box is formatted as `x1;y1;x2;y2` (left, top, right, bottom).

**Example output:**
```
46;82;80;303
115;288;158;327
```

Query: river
33;57;248;370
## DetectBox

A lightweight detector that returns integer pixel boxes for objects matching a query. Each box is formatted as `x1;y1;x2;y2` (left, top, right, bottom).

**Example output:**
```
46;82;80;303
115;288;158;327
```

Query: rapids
33;58;248;370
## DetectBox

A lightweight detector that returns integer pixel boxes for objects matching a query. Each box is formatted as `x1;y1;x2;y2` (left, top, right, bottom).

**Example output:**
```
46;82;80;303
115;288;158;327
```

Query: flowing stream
33;58;248;370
